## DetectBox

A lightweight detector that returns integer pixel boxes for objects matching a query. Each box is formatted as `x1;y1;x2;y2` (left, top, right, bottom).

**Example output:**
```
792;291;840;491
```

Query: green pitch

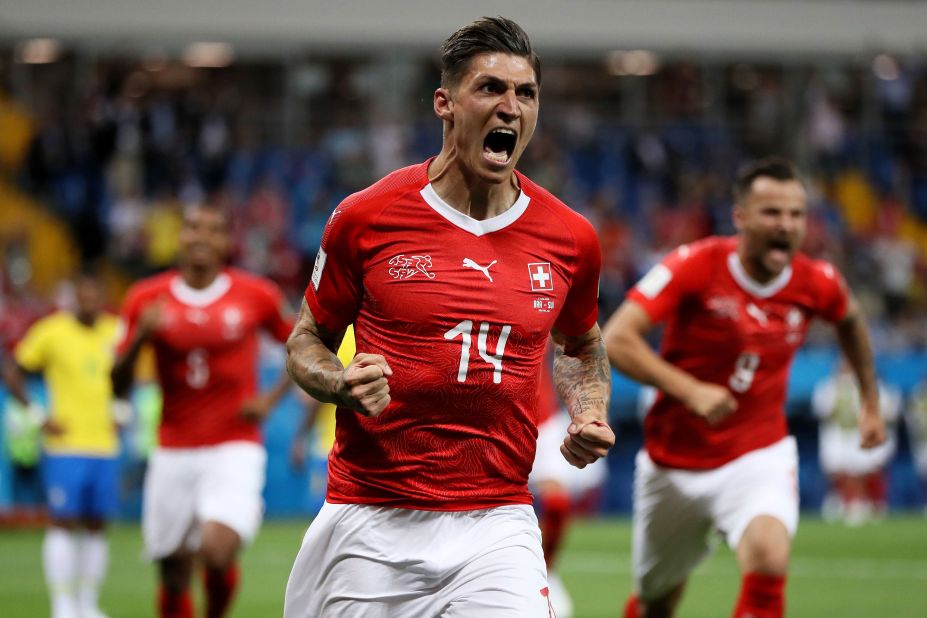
1;516;925;617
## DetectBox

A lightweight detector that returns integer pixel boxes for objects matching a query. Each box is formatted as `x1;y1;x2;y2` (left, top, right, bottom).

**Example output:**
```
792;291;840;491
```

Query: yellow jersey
14;311;120;456
312;326;356;456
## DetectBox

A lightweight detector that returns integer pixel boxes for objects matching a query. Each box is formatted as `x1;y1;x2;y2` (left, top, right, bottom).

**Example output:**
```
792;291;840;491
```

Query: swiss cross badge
528;262;553;292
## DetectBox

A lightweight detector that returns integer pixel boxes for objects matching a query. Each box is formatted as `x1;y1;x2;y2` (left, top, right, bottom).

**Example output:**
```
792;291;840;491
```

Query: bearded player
603;157;885;618
111;203;293;618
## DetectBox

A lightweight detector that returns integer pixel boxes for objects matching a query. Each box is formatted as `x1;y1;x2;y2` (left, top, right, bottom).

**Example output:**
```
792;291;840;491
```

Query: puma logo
462;258;497;282
746;303;768;327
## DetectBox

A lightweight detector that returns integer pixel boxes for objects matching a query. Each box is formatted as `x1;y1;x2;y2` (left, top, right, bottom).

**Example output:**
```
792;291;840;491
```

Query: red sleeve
812;261;850;323
115;285;145;356
554;216;601;337
303;203;364;332
258;279;295;343
626;243;703;324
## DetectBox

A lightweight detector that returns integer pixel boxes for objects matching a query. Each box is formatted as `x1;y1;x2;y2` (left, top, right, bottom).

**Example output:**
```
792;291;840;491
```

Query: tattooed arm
551;324;615;468
286;300;392;417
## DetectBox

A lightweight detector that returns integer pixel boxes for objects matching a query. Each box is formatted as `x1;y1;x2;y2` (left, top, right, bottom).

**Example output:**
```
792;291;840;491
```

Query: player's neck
74;311;97;327
180;264;223;290
428;152;520;220
735;248;777;285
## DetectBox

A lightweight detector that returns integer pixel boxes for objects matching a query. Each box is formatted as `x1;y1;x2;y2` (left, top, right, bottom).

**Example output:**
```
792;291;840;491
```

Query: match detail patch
311;247;328;291
636;264;672;299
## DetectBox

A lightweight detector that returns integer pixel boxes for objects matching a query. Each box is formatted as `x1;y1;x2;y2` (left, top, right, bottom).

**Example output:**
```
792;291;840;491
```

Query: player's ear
434;87;454;123
732;204;745;232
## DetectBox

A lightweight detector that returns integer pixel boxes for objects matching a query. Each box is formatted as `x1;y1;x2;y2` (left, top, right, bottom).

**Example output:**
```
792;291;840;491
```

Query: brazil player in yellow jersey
3;269;121;618
289;326;356;501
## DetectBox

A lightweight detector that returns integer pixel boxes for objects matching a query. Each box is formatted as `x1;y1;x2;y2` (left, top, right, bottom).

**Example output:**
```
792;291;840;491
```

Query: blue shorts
43;454;120;520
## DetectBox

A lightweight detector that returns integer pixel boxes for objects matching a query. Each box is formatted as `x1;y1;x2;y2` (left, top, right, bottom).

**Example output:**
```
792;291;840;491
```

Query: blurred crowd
2;52;927;352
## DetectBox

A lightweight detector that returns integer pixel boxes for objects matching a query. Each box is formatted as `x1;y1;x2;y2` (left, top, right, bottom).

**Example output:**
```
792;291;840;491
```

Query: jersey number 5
186;348;210;389
444;320;511;384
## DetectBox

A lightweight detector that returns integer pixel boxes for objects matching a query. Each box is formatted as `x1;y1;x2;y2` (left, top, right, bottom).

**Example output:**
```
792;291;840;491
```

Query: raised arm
834;297;885;448
286;300;391;417
551;324;614;468
602;300;736;424
111;299;163;397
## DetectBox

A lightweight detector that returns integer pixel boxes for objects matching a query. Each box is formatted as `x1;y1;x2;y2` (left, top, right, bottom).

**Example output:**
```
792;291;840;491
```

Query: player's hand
41;418;65;436
137;297;167;338
560;412;615;469
858;411;886;449
685;382;737;425
22;403;63;436
339;353;393;418
240;393;276;423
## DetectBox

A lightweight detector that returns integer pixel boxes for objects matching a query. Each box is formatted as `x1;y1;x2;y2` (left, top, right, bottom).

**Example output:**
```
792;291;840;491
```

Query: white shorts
143;441;267;560
529;410;607;495
284;502;551;618
632;437;799;600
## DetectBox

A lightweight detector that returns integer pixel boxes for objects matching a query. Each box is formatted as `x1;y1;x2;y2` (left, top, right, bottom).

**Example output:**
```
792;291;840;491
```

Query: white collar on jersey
726;252;792;298
419;183;531;237
169;272;232;307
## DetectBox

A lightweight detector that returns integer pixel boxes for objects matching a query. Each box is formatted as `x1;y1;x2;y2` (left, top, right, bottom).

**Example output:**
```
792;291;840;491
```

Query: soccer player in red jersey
603;158;886;618
111;203;294;618
283;16;614;617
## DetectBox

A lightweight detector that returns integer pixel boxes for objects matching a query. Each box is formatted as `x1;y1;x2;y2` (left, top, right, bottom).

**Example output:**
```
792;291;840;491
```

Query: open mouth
765;237;793;266
768;238;792;252
483;128;517;165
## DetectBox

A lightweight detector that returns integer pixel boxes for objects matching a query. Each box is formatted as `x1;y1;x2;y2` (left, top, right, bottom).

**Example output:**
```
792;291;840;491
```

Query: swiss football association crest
388;254;436;280
222;306;244;340
528;262;553;292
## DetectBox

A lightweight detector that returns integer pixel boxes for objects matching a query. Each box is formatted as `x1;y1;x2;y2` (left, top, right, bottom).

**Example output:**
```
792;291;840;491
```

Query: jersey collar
169;272;232;307
726;252;792;298
419;183;531;237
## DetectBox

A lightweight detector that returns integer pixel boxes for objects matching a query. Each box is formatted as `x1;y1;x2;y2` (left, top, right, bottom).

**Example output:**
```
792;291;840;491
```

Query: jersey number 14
444;320;511;384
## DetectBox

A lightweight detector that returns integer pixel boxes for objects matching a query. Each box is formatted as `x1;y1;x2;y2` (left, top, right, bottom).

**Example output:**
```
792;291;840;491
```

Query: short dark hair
440;16;541;89
734;157;802;203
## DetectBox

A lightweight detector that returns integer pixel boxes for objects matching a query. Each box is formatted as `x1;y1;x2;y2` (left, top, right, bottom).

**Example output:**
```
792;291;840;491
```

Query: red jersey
536;345;560;426
117;268;292;447
305;161;600;510
628;236;848;470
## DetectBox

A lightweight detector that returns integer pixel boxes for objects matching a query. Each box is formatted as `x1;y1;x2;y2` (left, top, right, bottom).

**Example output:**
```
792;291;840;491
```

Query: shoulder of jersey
99;312;121;331
127;270;175;298
517;171;593;232
34;311;70;330
792;251;840;283
334;161;429;219
670;235;730;263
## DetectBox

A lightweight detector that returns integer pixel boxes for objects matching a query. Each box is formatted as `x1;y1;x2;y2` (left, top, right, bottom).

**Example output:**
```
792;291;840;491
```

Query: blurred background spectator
812;361;903;525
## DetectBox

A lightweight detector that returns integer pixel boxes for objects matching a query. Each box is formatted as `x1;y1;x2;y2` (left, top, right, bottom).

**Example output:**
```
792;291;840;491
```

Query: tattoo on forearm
285;300;347;404
553;327;611;422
